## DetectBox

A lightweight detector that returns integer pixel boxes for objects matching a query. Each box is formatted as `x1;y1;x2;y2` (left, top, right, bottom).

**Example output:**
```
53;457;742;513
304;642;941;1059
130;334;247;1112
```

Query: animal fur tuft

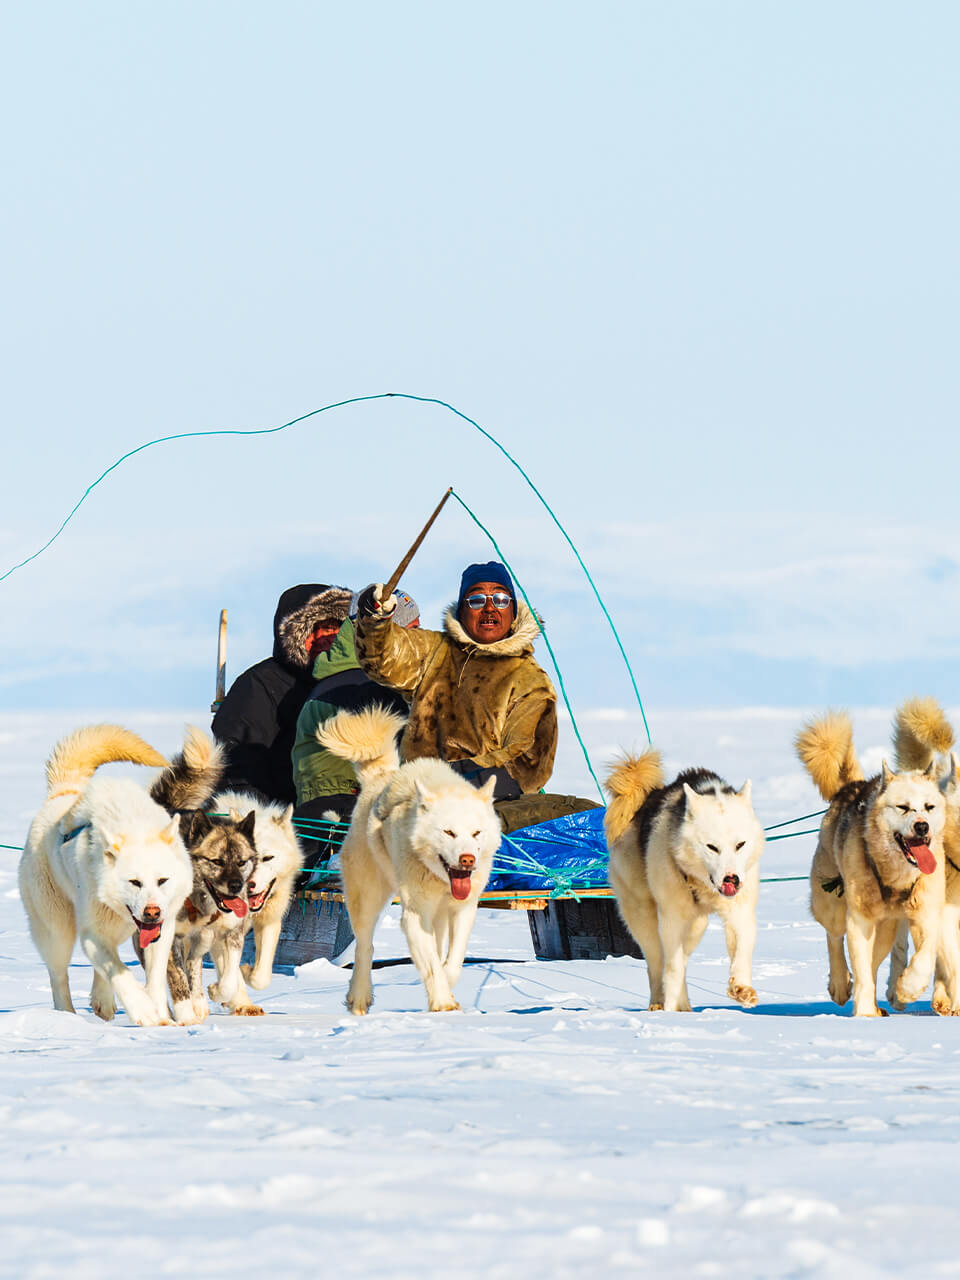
794;711;864;800
604;749;664;844
892;697;955;774
315;706;408;787
150;726;225;812
45;725;169;800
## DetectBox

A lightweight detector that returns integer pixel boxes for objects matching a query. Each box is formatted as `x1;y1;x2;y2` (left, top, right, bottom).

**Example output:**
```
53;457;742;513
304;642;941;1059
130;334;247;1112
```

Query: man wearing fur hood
355;561;557;800
212;583;353;804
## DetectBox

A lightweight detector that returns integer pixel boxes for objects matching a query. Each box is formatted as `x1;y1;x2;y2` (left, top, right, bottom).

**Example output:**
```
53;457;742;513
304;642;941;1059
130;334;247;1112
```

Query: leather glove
356;582;398;618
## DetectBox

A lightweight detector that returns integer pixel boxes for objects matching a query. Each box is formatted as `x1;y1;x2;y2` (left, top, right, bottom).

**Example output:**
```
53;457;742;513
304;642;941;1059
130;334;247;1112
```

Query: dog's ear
924;759;939;780
158;816;180;846
477;776;497;804
188;810;213;843
278;804;295;826
944;753;960;796
238;810;257;844
738;779;752;804
880;759;894;789
102;832;123;862
414;779;435;809
682;782;700;810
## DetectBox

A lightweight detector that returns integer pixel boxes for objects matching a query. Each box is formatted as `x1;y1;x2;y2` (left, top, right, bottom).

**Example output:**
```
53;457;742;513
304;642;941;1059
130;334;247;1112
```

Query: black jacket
211;583;353;804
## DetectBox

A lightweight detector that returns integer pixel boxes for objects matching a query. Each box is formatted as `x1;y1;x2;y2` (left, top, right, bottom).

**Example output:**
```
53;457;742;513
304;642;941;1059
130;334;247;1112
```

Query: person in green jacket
291;589;419;877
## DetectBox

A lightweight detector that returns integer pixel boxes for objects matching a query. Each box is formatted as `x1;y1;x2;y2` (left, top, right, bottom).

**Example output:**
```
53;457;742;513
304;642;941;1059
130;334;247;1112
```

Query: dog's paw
231;1004;265;1017
428;999;461;1012
245;969;269;990
728;982;758;1008
91;995;116;1021
828;974;852;1006
931;993;960;1016
126;999;163;1027
207;980;221;1001
648;1002;665;1012
895;976;927;1007
172;999;203;1026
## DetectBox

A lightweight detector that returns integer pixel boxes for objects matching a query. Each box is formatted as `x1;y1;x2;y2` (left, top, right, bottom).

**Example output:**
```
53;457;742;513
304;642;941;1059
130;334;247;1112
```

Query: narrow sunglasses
464;592;513;611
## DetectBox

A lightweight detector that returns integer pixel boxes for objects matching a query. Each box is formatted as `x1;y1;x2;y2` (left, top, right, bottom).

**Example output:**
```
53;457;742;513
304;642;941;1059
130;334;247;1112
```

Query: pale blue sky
2;2;958;717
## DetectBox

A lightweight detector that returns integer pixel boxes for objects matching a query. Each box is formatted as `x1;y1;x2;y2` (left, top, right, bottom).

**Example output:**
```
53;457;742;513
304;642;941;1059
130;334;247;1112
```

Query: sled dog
215;792;302;991
164;808;259;1021
147;731;261;1019
605;752;764;1012
148;729;303;1006
316;707;501;1014
796;711;947;1017
19;724;192;1026
887;698;960;1014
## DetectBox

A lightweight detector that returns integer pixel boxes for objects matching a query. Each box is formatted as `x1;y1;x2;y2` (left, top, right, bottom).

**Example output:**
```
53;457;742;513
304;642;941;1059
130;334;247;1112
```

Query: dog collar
61;823;91;843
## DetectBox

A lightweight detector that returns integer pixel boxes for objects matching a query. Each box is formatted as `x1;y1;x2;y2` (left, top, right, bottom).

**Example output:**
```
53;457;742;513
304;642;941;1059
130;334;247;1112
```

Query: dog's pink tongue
449;874;472;901
222;897;248;917
720;877;739;897
914;844;937;875
139;924;162;948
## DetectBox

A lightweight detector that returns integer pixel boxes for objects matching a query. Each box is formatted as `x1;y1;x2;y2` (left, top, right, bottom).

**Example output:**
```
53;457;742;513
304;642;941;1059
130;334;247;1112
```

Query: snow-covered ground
2;708;959;1279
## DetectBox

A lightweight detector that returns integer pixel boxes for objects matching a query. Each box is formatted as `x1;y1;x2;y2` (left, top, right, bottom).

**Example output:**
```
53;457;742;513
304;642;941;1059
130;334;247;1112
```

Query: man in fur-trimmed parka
354;561;557;801
212;583;354;805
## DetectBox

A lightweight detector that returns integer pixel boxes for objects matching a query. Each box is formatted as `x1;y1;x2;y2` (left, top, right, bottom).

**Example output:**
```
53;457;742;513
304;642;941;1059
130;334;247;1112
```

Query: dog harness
61;823;91;843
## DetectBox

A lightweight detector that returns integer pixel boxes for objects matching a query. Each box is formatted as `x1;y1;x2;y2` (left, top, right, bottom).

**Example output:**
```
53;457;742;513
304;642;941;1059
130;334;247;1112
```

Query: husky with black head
797;711;947;1017
163;809;260;1022
605;752;765;1012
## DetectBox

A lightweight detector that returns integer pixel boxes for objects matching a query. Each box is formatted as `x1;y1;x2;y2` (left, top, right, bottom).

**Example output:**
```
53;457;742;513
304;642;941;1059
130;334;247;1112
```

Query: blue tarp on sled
487;806;609;895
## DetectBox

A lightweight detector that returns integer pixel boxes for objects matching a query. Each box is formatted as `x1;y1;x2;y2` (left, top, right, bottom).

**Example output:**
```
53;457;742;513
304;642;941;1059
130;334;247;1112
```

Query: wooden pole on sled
382;486;453;598
211;608;228;713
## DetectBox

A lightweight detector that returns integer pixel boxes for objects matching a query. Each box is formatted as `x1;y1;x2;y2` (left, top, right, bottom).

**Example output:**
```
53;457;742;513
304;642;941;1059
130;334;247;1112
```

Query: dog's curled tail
45;724;169;800
315;706;407;787
604;748;664;845
794;711;863;801
892;696;954;774
151;725;225;812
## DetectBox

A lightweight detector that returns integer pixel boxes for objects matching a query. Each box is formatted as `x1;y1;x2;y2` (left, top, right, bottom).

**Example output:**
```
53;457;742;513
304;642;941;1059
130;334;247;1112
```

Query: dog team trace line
0;391;651;744
0;390;830;884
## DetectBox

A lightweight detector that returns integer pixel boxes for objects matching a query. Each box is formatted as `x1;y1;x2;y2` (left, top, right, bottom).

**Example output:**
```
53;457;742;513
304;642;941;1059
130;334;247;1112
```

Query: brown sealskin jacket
355;599;558;794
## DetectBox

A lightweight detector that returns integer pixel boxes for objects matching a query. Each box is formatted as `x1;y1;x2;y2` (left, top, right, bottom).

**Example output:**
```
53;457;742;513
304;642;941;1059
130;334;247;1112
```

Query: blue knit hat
458;561;516;609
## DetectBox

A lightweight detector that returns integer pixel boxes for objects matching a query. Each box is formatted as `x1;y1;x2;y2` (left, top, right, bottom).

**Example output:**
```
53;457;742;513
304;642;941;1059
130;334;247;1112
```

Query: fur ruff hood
442;598;541;657
273;584;353;674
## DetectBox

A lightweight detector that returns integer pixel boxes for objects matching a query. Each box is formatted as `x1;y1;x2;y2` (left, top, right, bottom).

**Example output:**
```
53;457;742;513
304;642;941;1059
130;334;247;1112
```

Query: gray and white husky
149;729;302;1010
605;751;765;1012
149;729;260;1019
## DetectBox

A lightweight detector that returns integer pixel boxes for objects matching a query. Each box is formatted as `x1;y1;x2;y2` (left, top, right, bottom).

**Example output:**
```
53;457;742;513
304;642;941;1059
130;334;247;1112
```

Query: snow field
2;709;959;1279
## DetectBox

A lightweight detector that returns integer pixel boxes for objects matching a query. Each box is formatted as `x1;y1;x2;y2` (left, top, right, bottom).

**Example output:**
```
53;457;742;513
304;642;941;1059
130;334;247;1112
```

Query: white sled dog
605;752;765;1012
19;725;192;1026
316;707;501;1014
797;711;948;1017
887;697;960;1014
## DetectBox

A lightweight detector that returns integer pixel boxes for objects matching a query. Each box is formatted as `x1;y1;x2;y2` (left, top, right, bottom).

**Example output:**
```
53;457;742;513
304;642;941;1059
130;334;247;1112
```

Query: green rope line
450;489;604;802
0;391;651;745
764;809;827;832
765;829;819;842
